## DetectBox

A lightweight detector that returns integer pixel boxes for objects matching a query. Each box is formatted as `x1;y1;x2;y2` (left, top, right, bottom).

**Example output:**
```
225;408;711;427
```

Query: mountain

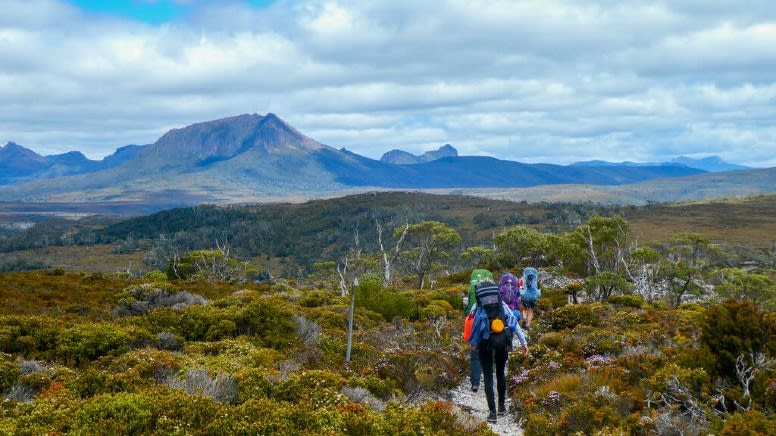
572;155;749;173
670;155;749;172
0;141;152;185
0;113;746;207
100;144;149;169
380;144;458;164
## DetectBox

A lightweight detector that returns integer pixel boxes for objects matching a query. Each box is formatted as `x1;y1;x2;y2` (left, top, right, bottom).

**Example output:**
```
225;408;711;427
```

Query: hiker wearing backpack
498;272;522;318
520;267;541;330
463;269;493;392
469;279;529;423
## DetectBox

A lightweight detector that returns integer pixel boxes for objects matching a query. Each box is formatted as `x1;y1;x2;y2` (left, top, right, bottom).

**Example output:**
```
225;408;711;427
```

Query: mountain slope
0;113;756;206
572;155;749;173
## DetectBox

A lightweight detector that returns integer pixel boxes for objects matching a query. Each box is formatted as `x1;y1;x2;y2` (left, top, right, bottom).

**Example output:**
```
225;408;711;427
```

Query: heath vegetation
1;192;775;434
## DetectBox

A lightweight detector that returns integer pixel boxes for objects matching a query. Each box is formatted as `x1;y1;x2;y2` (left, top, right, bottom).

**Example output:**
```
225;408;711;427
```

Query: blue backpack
521;267;541;302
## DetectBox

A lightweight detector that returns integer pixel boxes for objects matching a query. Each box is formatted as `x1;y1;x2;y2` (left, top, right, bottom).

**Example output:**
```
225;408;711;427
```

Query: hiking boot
498;405;507;416
470;384;479;393
486;411;497;423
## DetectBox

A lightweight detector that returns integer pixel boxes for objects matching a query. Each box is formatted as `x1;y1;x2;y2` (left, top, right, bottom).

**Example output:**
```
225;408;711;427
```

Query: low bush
71;392;155;434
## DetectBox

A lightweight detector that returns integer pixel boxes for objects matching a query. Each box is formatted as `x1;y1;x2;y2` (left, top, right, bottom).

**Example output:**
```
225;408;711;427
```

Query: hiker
498;272;522;318
520;267;541;330
464;269;493;392
469;279;529;423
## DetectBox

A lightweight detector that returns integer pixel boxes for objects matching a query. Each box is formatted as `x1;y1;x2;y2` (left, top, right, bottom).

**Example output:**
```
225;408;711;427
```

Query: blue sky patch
69;0;275;24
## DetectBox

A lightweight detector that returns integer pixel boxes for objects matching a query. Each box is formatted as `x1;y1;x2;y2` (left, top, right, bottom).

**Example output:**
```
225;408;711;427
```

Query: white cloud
0;0;775;167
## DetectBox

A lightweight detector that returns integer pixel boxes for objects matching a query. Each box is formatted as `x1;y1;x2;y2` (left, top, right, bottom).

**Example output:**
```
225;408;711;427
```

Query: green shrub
205;319;237;341
237;297;299;349
583;329;626;356
357;275;418;321
720;410;776;435
152;388;224;433
57;323;134;365
235;368;273;403
609;294;644;308
0;315;62;356
537;287;568;311
297;290;338;308
701;299;776;379
273;370;346;406
348;374;396;401
548;304;595;331
71;392;155;435
0;356;20;393
139;270;167;282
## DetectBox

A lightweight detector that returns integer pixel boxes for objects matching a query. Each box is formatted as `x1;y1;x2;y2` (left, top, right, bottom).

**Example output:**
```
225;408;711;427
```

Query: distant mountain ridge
1;113;765;207
380;144;458;164
572;155;749;173
0;141;149;185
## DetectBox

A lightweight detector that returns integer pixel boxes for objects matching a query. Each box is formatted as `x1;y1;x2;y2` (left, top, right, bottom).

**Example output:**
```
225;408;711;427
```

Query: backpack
465;269;493;314
498;272;522;310
475;280;512;350
521;267;541;302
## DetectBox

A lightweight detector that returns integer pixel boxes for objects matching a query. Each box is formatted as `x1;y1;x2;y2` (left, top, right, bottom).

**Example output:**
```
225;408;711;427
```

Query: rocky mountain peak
380;144;458;164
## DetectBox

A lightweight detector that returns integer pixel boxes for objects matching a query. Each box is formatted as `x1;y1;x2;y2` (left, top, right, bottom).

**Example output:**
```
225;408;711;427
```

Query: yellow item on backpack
490;318;505;333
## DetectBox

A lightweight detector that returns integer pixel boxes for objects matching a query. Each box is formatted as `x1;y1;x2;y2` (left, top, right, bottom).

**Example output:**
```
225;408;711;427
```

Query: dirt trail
449;376;523;435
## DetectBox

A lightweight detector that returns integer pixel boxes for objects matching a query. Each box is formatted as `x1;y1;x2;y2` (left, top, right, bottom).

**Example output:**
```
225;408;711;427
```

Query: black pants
478;340;508;413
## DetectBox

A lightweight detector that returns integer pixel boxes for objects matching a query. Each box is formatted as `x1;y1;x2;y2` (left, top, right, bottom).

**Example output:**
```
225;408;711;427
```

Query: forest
1;192;775;434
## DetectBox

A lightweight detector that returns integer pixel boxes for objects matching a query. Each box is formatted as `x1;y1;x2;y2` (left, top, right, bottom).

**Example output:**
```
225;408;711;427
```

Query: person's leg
470;348;482;390
478;344;496;416
495;348;508;414
520;306;528;327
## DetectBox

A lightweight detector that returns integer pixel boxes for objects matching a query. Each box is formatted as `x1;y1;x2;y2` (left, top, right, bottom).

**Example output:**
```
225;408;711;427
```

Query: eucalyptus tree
714;268;776;310
568;214;634;301
660;233;723;307
492;225;548;270
396;220;462;289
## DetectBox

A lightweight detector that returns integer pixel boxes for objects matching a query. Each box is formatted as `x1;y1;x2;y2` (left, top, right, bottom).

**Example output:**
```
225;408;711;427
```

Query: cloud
0;0;775;168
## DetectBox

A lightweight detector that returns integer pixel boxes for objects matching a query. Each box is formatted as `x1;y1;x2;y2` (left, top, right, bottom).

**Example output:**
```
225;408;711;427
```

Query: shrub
273;370;346;406
0;356;20;394
56;323;134;365
293;315;322;346
609;294;644;308
113;283;206;317
151;388;224;433
721;409;776;435
347;374;396;401
71;392;155;435
237;297;299;349
700;299;776;379
139;270;167;282
297;290;338;308
235;368;273;403
548;304;595;331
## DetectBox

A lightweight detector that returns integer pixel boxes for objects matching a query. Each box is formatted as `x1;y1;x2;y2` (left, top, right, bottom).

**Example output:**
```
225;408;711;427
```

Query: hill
4;191;776;275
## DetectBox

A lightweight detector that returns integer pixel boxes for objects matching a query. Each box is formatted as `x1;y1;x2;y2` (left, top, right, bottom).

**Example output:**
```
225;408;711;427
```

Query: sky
1;0;776;167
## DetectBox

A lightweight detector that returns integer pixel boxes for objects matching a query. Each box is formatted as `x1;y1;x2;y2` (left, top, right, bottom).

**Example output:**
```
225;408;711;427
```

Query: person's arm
468;308;484;349
505;303;529;354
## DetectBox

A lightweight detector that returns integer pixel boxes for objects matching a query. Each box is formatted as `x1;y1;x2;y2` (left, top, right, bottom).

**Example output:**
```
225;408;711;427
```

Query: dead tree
376;220;408;287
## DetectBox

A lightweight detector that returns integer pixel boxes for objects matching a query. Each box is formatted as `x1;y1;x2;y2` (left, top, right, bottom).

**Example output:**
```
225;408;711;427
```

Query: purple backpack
498;272;521;310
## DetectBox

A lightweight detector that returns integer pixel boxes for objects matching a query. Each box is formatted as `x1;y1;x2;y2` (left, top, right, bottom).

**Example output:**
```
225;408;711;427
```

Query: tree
492;225;548;269
396;221;462;289
714;268;776;310
625;246;663;302
375;220;408;287
569;214;633;300
336;225;378;362
660;233;722;307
